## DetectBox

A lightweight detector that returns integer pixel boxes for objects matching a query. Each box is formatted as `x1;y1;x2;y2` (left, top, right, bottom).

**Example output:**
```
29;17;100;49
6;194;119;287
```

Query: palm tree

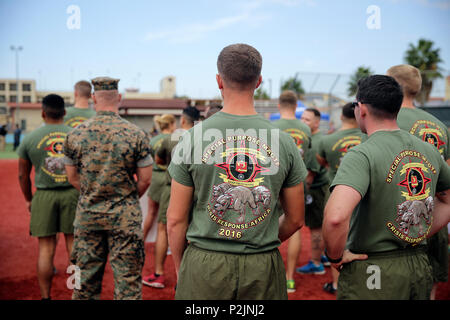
347;66;373;97
404;38;443;105
280;73;305;98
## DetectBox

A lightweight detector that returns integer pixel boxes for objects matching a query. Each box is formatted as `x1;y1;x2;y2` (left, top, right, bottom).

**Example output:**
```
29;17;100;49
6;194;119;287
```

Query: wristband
324;249;343;264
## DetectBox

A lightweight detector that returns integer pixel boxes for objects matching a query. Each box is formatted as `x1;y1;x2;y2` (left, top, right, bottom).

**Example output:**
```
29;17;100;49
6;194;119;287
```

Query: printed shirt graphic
63;111;153;231
397;108;449;161
17;124;73;189
318;128;366;181
332;130;450;253
168;112;308;254
272;119;312;159
64;107;96;128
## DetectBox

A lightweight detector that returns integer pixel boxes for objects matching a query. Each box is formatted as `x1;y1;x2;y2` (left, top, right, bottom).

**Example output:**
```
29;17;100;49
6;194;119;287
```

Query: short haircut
386;64;422;98
74;80;92;98
305;108;321;118
42;94;65;119
182;106;200;125
356;75;404;119
342;102;356;119
279;90;298;108
217;43;262;90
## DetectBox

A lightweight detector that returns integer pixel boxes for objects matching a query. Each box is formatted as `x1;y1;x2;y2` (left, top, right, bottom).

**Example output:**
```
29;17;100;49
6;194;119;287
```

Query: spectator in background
0;124;7;151
13;123;21;151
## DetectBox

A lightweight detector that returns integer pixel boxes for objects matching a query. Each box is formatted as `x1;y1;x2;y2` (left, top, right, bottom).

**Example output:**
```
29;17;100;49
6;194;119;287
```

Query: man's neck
74;99;90;109
221;90;257;115
311;128;320;135
279;109;297;120
44;119;63;125
400;96;415;109
366;119;399;136
340;121;358;131
96;106;118;114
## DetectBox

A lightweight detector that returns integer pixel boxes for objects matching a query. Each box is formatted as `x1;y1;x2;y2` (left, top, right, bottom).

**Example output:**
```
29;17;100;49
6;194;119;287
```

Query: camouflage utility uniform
64;81;153;299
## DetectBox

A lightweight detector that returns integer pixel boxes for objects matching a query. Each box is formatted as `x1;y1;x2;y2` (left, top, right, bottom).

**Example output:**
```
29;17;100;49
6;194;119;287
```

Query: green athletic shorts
337;247;433;300
305;183;330;229
426;226;449;283
175;244;288;300
147;170;166;203
30;187;79;237
157;184;171;225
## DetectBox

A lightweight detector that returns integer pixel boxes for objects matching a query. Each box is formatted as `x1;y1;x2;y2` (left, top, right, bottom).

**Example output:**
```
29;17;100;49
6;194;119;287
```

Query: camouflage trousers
70;228;145;300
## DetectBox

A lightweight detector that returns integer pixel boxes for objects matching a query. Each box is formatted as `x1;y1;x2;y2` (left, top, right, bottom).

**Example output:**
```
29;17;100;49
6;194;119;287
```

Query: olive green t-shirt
318;128;366;180
64;107;96;128
168;111;308;254
271;119;318;172
150;133;169;171
17;124;73;189
397;107;449;161
310;131;329;188
332;130;450;253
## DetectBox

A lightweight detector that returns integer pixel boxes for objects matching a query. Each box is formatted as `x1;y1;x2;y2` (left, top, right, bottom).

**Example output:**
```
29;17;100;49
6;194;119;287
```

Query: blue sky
0;0;449;99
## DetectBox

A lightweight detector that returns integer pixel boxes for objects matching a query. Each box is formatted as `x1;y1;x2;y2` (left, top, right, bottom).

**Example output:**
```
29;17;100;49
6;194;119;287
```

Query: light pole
10;45;23;129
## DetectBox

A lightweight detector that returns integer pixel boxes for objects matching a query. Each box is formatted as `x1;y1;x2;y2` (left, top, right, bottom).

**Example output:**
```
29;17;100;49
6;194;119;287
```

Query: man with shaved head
63;77;153;300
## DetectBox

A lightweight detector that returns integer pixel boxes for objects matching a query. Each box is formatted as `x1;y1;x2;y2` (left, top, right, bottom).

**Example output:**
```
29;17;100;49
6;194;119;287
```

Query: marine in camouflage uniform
63;77;153;300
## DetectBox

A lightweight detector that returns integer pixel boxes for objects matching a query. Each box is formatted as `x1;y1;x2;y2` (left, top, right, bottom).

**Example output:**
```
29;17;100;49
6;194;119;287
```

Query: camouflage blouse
64;111;153;231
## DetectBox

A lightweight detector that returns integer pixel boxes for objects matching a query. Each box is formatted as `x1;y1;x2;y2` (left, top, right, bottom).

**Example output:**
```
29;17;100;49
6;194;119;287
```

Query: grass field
0;144;18;159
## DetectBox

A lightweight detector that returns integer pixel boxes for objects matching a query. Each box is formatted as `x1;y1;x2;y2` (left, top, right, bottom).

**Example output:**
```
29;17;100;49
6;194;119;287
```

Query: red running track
0;159;448;300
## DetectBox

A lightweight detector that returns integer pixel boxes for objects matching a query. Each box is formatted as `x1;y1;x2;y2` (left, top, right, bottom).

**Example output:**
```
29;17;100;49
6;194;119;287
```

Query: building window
9;83;17;91
0;83;5;91
10;95;17;103
22;83;32;91
23;95;31;103
0;95;5;103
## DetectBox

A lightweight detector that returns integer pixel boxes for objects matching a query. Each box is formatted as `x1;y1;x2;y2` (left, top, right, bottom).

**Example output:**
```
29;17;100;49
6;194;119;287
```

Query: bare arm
18;158;33;212
136;165;153;198
428;189;450;237
278;183;305;242
322;185;361;260
167;179;193;276
65;165;81;191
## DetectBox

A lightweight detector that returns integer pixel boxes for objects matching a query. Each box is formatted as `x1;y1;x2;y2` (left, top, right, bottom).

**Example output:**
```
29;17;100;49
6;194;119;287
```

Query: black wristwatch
324;249;343;264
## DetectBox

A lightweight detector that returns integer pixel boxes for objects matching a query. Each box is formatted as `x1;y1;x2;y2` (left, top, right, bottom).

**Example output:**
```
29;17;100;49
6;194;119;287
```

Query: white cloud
144;0;316;44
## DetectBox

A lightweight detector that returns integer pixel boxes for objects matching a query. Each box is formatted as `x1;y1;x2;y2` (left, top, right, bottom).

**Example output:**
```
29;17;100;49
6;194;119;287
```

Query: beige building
1;76;178;132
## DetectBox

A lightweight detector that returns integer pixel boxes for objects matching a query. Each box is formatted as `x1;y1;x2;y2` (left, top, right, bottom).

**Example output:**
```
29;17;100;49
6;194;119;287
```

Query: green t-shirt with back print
168;111;308;254
332;130;450;253
17;123;73;189
397;107;449;161
64;107;96;128
318;128;366;180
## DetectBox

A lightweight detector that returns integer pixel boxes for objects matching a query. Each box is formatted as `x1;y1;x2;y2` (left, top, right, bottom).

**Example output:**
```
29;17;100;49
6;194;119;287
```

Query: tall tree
404;38;443;105
347;66;373;97
280;74;305;98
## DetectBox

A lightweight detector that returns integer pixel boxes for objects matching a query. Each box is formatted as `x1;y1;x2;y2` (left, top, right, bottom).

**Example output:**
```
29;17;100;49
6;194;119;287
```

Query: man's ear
255;75;262;89
216;74;223;90
41;110;46;120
